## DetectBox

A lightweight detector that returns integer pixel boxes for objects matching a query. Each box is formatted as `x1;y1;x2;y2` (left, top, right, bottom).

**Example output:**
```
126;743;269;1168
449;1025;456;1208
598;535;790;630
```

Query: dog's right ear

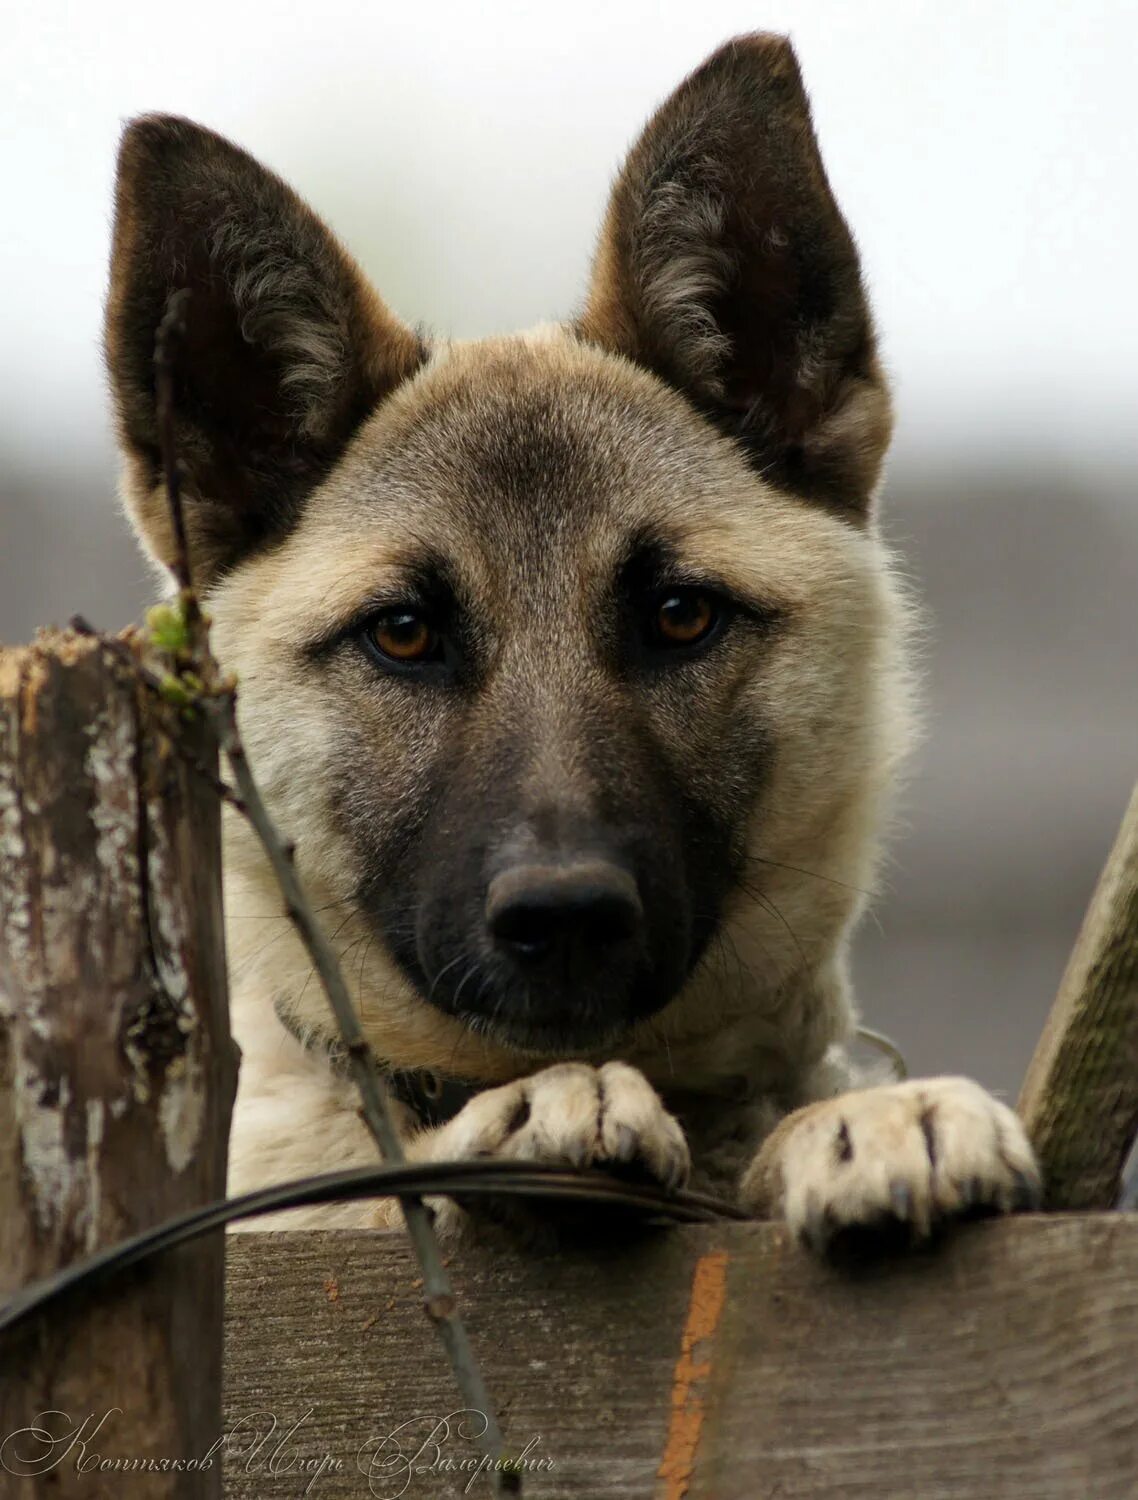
105;115;424;583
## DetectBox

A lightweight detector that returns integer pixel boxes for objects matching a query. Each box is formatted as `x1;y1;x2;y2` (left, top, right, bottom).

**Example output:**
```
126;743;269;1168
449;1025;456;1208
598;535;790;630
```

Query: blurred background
2;1;1134;1099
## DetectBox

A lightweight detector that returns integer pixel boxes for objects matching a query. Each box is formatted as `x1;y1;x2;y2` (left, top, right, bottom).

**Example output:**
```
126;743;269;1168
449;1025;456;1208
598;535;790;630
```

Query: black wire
0;1159;749;1337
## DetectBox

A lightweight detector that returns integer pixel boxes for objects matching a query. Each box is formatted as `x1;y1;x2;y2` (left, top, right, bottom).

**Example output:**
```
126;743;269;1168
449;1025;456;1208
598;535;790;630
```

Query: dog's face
105;36;906;1072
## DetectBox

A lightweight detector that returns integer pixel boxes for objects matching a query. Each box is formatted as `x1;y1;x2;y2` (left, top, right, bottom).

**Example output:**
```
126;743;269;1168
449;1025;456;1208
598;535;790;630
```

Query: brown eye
368;610;438;663
653;590;718;648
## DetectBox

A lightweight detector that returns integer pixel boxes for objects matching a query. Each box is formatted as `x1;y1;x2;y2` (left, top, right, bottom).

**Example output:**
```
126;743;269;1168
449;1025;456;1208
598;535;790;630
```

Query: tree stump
0;630;238;1497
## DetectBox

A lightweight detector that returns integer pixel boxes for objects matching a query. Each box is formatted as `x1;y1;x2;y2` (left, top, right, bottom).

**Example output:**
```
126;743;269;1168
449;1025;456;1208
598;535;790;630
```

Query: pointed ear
578;35;891;518
105;115;425;582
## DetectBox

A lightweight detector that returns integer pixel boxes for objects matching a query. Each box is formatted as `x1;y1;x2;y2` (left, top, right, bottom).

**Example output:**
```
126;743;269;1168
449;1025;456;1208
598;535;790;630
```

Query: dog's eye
650;589;721;650
364;610;440;666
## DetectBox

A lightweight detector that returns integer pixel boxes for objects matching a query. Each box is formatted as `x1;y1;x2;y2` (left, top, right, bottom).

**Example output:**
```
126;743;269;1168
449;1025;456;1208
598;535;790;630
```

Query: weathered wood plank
0;632;238;1499
1020;779;1138;1209
223;1217;1138;1499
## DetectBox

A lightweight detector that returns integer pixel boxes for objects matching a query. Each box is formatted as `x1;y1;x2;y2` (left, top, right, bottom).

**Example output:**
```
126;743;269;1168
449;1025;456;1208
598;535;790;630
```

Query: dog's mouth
390;916;715;1059
395;946;657;1055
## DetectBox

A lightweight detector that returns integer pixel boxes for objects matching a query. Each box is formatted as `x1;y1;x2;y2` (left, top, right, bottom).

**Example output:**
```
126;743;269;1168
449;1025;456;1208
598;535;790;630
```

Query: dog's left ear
578;34;890;519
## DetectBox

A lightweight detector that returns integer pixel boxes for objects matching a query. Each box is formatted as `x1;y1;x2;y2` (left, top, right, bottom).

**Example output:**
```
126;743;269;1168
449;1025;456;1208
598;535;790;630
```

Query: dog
103;33;1040;1247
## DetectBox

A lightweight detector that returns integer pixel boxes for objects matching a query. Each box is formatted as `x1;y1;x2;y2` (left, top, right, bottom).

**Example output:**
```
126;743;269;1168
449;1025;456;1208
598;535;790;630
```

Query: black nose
486;860;643;964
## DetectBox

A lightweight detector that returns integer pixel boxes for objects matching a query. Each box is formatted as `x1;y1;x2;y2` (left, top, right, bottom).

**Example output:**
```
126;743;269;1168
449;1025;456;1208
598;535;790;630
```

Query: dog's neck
272;995;480;1128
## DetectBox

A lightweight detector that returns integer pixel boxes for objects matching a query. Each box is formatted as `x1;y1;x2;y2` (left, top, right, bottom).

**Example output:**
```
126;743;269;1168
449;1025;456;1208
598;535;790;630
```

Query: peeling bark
0;630;238;1497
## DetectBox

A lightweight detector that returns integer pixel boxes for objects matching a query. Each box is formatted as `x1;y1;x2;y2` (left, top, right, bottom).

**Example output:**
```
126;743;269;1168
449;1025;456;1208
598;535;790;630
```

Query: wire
0;1159;750;1336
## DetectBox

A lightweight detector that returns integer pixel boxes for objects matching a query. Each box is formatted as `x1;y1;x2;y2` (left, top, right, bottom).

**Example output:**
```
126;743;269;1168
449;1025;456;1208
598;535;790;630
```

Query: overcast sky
2;0;1136;496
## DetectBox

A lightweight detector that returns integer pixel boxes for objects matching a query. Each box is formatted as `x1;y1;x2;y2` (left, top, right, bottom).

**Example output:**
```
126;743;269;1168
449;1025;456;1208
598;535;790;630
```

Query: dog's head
105;36;907;1073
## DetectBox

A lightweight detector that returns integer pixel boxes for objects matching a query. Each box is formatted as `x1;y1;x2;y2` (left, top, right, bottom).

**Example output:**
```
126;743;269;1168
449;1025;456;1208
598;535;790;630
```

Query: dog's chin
451;1006;632;1059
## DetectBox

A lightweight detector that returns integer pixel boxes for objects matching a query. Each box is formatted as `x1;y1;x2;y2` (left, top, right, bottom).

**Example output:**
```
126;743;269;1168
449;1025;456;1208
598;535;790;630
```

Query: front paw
740;1077;1041;1253
422;1061;689;1239
437;1061;690;1189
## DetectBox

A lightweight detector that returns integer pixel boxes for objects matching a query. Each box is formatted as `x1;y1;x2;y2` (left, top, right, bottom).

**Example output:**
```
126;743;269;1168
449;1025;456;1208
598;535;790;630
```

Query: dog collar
272;996;479;1129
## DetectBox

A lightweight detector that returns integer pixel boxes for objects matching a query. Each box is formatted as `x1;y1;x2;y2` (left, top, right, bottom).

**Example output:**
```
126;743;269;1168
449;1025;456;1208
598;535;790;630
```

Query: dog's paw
740;1076;1041;1254
434;1060;690;1190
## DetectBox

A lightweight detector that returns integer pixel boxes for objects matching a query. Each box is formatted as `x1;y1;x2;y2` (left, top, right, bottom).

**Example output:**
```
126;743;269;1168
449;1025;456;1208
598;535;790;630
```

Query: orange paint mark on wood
656;1249;730;1499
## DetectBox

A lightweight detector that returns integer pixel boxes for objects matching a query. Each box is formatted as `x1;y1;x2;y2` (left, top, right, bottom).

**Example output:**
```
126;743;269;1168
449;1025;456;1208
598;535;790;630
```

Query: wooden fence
224;1216;1138;1499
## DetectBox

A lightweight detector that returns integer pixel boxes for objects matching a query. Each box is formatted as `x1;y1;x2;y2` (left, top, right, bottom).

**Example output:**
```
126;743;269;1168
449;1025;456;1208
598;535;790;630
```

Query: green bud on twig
145;601;190;656
157;673;196;711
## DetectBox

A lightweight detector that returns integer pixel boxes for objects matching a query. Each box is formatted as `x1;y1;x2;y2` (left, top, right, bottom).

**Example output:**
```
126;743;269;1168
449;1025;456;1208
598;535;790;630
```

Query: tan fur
104;34;1039;1245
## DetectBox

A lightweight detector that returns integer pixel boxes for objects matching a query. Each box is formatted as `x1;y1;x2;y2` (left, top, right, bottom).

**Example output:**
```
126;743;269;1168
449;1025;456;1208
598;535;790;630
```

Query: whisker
452;962;481;1013
226;897;355;922
294;931;369;1015
743;852;873;900
351;933;382;1026
745;887;808;972
427;952;468;1006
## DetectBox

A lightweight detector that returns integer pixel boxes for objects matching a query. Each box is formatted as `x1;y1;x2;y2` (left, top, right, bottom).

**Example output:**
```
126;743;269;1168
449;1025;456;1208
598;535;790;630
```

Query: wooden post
1019;780;1138;1209
0;631;238;1496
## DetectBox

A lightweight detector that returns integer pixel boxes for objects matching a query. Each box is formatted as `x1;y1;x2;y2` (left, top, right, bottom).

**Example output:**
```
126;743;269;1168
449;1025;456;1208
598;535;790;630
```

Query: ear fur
105;115;425;581
578;34;891;518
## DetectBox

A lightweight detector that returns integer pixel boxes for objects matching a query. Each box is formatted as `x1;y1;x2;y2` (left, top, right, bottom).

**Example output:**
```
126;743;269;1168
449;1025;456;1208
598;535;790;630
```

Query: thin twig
147;294;517;1488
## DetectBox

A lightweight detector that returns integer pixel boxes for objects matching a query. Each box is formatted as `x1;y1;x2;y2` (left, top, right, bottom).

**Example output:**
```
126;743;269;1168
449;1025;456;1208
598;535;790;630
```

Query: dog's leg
739;1076;1041;1252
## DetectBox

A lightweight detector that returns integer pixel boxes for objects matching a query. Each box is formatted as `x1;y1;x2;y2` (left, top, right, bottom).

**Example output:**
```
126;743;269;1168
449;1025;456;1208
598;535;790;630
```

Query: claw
615;1124;638;1163
800;1191;836;1253
565;1137;588;1169
889;1178;913;1220
1010;1166;1042;1212
664;1151;688;1193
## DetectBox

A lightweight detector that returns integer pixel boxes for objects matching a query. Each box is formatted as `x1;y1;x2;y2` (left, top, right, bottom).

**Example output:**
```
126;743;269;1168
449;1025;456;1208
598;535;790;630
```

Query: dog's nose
486;860;643;963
